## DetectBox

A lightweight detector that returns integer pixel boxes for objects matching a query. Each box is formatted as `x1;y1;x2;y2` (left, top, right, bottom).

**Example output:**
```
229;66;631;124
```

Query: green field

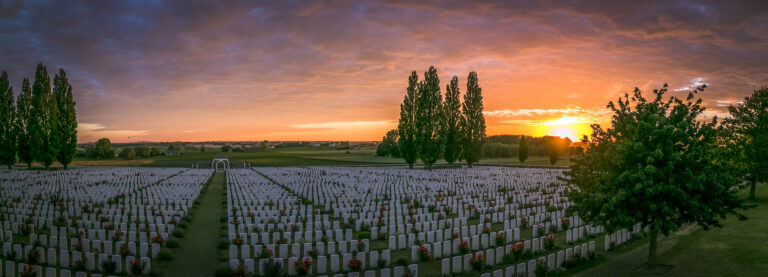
28;147;572;168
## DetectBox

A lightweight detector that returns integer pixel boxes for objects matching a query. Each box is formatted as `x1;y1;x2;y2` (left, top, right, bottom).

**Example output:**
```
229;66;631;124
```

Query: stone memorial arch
212;154;229;172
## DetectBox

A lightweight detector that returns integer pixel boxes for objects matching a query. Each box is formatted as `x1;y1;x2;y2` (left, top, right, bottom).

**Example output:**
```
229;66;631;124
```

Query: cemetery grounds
0;166;763;277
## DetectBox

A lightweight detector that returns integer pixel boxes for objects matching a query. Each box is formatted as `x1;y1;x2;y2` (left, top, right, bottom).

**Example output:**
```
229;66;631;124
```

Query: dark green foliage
376;129;399;157
723;87;768;200
214;266;234;277
0;71;15;168
263;258;283;277
172;229;184;238
150;147;163;156
166;239;180;248
53;69;77;169
564;84;746;267
102;260;117;274
157;250;173;261
415;66;444;169
119;148;135;160
221;145;231;152
88;138;114;159
547;141;560;166
482;142;516;158
460;71;486;167
518;136;529;164
443;76;462;164
394;258;408;266
398;71;419;168
134;146;151;158
30;63;59;168
15;79;33;167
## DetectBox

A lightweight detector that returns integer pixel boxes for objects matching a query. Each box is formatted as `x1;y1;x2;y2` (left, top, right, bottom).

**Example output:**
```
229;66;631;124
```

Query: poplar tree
460;71;486;167
723;87;768;200
30;63;60;169
443;76;462;164
0;71;15;168
15;78;33;168
398;71;418;169
518;136;529;165
415;66;443;169
54;69;77;169
564;84;745;269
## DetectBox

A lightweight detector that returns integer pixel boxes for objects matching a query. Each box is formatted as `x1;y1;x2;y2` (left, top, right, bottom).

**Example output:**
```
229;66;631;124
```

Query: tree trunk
749;176;757;200
467;162;473;168
648;226;658;270
408;163;413;169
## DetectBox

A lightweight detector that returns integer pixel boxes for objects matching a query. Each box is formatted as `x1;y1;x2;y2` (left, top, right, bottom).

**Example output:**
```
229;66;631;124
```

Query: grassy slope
157;172;225;276
571;182;768;277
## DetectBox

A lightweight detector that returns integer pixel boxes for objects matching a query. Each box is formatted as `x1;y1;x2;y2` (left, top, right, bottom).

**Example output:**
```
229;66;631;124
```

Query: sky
1;0;767;143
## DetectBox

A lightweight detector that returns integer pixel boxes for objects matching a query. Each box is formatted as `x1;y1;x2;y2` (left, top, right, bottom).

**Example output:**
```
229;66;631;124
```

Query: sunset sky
1;1;767;142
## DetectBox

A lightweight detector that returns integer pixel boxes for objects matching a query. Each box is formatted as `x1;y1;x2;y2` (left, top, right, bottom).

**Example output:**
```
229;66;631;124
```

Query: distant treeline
483;135;575;159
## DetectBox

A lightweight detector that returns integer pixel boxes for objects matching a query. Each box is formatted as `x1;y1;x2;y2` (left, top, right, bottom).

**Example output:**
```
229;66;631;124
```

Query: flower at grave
230;219;240;225
300;216;308;224
357;240;366;252
321;234;329;244
512;242;524;260
276;237;287;244
20;224;31;236
402;267;415;277
279;209;287;216
290;225;299;232
546;214;552;221
19;264;36;277
169;217;178;224
495;233;505;247
130;258;146;275
26;248;40;265
458;241;471;254
104;223;115;231
246;211;255;218
233;263;247;277
73;259;87;270
534;259;548;277
251;226;262;233
468;253;486;271
294;258;312;276
120;244;132;257
348;257;362;271
259;248;274;259
232;236;245;246
543;233;557;251
378;231;387;241
380;205;387;212
520;217;529;229
410;226;420;234
376;218;385;228
307;247;319;258
268;218;276;224
33;239;42;247
152;234;164;244
497;206;505;212
561;218;570;231
530;210;536;216
417;245;431;261
451;233;459;240
140;226;149;232
443;221;451;229
483;226;491;234
74;241;83;251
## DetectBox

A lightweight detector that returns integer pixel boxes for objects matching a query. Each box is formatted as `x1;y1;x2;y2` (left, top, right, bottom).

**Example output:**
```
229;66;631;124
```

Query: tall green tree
460;71;486;167
518;136;528;164
547;140;560;166
0;71;15;168
30;63;60;169
415;66;443;169
377;129;400;157
15;78;33;167
564;84;745;269
54;69;77;169
443;76;462;164
398;71;419;169
723;87;768;200
92;138;114;159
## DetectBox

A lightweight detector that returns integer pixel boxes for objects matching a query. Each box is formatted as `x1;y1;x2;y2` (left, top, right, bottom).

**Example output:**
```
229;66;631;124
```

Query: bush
166;239;180;249
157;250;173;261
358;231;371;240
177;222;187;230
172;230;184;238
102;260;117;274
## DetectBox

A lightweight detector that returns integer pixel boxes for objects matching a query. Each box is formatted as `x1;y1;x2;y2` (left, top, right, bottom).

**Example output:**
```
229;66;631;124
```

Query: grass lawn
569;182;768;277
154;172;226;277
25;147;571;168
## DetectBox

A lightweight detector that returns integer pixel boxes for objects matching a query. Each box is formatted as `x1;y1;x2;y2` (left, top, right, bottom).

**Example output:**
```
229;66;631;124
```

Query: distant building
165;149;179;156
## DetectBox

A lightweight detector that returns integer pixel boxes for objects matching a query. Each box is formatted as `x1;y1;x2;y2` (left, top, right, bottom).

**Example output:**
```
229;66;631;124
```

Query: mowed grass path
162;172;226;276
571;182;768;277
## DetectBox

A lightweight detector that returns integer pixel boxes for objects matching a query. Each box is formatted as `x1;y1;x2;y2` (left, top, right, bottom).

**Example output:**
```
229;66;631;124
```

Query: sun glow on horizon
539;116;595;142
